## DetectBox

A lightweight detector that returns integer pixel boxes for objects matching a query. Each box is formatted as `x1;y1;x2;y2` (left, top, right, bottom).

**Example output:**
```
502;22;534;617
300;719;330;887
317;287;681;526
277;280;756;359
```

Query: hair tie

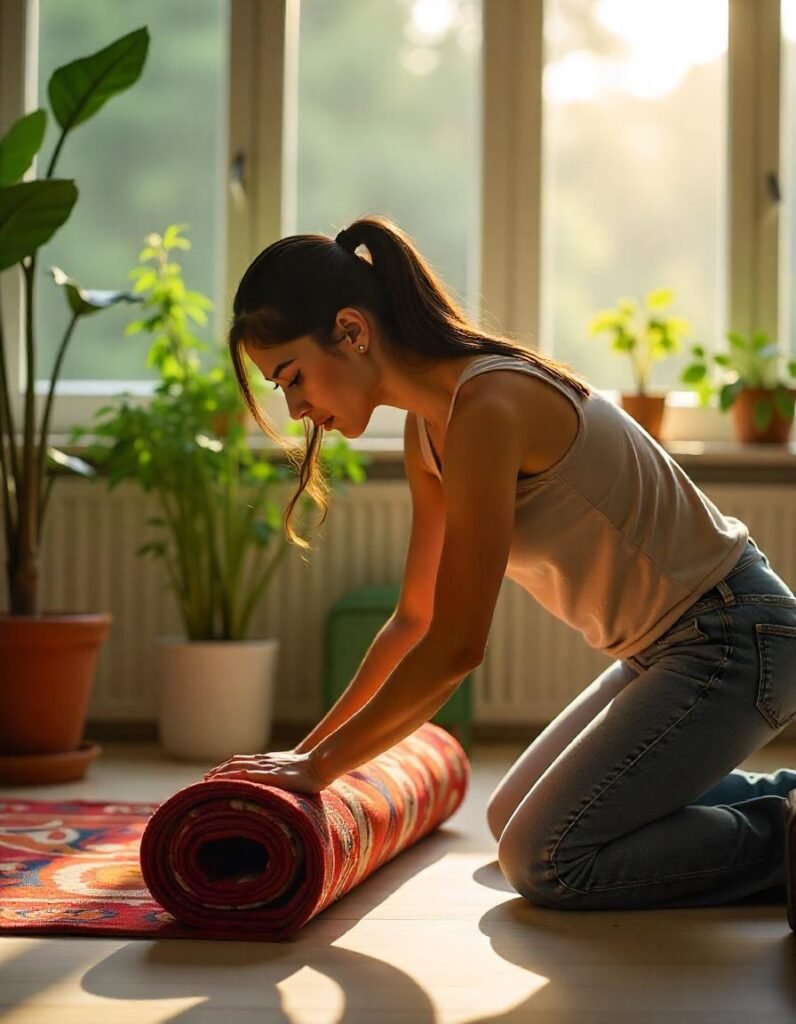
335;228;356;253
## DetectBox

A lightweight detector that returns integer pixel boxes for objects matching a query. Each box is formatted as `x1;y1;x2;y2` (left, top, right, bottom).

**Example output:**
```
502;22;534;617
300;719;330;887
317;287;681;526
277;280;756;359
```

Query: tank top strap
415;413;442;477
444;353;542;429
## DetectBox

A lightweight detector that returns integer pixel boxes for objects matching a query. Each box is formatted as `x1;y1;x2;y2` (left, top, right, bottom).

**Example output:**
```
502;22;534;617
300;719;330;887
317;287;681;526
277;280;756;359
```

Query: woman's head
228;214;591;550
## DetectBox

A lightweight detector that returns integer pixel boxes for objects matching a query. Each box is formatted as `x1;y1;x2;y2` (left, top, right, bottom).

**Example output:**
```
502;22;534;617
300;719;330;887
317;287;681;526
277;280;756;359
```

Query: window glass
295;0;482;318
541;0;728;392
782;0;796;360
35;1;228;381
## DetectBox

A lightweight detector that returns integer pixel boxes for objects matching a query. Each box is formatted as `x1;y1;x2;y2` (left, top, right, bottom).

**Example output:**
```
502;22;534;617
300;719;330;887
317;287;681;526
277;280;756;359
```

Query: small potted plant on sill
0;29;149;785
68;225;371;762
679;330;796;444
588;289;692;441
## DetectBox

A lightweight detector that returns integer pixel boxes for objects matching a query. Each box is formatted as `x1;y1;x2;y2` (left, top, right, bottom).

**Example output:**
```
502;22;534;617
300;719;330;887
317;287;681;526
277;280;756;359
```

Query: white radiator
2;480;795;727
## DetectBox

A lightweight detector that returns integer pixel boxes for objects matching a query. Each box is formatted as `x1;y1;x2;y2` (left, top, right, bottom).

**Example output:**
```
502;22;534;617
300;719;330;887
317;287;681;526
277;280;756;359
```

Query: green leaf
645;288;673;310
753;398;773;432
719;380;744;411
726;331;748;350
0;110;47;186
774;388;795;420
788;360;796;379
751;331;770;350
49;265;141;316
0;179;77;270
163;224;190;249
48;27;150;133
46;446;97;477
681;364;707;384
713;353;731;367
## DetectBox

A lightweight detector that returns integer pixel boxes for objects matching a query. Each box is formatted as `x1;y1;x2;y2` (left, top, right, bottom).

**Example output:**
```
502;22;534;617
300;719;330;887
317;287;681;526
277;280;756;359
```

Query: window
34;0;229;384
294;0;482;318
783;0;796;360
541;0;728;394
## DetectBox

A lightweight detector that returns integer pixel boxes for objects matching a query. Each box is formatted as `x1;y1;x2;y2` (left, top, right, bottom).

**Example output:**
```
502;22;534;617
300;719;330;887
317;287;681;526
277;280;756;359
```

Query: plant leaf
0;179;77;270
49;265;141;316
719;380;744;411
48;28;150;134
774;388;795;420
645;288;673;310
0;110;47;186
681;364;707;383
46;446;97;477
753;398;773;432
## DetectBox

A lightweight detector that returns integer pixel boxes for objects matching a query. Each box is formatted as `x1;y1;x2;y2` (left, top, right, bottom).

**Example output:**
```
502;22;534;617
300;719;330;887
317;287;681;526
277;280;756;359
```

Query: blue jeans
493;538;796;910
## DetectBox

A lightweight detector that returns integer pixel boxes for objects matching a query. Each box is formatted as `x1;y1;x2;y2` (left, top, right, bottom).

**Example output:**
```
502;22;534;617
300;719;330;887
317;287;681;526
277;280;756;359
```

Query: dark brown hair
228;214;591;551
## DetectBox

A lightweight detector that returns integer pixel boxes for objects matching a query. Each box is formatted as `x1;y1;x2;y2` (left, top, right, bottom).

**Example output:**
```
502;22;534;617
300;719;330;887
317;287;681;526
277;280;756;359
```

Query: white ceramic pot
155;637;280;762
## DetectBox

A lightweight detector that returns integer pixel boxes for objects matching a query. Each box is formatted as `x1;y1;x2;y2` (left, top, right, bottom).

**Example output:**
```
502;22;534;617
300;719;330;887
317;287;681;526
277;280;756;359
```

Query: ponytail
228;214;591;551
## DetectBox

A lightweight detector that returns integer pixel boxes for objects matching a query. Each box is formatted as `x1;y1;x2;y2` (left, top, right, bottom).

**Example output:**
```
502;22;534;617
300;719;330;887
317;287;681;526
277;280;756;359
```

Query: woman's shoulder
457;359;583;475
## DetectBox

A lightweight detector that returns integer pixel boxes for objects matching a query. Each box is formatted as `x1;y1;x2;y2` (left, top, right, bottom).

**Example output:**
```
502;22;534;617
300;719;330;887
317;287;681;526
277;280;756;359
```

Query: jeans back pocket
754;622;796;730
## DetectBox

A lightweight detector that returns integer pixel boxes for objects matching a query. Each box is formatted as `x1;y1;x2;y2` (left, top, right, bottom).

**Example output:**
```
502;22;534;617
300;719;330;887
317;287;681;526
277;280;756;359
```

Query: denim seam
551;854;783;895
548;604;733;897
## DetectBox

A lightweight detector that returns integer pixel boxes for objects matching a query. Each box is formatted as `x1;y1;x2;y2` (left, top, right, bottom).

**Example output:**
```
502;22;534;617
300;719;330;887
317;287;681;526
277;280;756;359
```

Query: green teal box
323;584;473;753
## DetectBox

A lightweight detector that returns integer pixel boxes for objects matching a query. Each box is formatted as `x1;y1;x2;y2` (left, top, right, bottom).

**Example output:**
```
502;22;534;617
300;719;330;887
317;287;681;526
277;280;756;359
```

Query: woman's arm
310;387;527;786
293;614;428;754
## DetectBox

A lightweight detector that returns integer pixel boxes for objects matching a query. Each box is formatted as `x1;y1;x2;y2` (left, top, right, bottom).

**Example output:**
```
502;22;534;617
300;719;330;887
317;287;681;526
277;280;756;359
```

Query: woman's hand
202;749;329;794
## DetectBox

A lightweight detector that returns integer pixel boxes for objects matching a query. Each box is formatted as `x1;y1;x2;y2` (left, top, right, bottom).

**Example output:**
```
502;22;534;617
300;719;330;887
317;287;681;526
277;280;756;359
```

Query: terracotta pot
619;393;667;441
730;388;796;444
0;612;112;757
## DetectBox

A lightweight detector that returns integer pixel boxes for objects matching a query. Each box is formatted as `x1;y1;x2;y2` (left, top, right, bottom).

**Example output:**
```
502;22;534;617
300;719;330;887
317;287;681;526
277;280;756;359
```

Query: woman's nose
287;395;310;421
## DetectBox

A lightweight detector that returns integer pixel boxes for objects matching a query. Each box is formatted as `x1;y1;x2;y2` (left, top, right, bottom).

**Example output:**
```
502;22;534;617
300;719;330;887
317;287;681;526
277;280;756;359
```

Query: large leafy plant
680;330;796;432
588;289;692;395
68;225;370;641
0;28;150;615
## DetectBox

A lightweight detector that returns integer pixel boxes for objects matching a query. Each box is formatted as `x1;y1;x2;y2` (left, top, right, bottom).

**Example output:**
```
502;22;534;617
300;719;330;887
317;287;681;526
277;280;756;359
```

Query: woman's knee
496;823;568;908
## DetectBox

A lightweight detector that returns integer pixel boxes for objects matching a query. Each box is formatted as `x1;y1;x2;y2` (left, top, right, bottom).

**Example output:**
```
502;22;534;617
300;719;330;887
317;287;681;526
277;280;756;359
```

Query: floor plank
0;738;795;1023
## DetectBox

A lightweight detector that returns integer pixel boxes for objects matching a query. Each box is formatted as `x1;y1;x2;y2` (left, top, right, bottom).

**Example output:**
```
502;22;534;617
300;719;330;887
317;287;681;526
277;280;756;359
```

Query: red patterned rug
0;723;469;941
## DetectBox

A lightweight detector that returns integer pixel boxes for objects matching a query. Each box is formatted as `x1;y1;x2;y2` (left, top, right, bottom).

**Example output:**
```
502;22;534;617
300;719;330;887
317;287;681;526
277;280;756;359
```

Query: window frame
0;0;786;445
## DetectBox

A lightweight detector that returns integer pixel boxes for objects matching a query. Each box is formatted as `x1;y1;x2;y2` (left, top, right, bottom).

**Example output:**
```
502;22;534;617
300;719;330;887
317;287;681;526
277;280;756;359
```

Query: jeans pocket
653;617;709;650
754;623;796;730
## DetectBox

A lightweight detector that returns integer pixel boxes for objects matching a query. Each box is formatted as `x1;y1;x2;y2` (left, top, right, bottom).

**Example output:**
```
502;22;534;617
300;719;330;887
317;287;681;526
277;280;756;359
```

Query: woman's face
242;310;377;436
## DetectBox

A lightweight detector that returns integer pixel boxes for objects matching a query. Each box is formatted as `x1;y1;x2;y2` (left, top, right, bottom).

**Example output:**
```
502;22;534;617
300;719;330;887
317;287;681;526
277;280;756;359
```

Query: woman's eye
271;373;301;391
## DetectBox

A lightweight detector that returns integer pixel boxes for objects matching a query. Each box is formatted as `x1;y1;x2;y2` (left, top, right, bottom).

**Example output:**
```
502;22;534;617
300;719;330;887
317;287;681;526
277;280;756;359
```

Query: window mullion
480;0;543;349
727;0;781;343
225;0;294;317
1;0;33;434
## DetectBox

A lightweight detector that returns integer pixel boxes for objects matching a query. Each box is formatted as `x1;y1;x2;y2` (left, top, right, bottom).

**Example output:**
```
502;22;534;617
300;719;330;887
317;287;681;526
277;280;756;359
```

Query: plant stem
12;258;41;614
237;536;291;639
0;290;20;564
36;311;79;494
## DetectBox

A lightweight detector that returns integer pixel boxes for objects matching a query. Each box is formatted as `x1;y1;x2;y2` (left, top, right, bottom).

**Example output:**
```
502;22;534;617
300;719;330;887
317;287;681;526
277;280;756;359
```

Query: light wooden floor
1;738;796;1023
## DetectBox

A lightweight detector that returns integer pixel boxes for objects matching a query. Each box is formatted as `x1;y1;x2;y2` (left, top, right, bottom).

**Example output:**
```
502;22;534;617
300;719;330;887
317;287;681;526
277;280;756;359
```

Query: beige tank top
416;353;749;660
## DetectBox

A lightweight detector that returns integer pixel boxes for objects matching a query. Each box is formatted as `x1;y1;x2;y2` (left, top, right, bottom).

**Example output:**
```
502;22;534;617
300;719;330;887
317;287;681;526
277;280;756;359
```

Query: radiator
1;480;795;727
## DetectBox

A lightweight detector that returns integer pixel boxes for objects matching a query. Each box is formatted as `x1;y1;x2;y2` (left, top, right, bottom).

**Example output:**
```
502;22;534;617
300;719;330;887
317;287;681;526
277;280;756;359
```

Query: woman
204;215;796;925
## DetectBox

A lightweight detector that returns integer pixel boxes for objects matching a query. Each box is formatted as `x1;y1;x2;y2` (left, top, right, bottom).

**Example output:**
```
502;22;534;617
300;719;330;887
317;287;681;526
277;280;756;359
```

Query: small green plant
588;289;692;395
680;330;796;432
68;225;370;641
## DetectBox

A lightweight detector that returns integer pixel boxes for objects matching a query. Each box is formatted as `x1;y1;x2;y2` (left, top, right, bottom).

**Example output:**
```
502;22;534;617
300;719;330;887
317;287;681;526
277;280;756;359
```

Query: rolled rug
139;721;469;940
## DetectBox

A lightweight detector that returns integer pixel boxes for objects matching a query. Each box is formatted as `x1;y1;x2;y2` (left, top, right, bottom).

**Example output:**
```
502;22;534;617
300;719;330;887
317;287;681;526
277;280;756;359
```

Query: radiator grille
2;480;794;726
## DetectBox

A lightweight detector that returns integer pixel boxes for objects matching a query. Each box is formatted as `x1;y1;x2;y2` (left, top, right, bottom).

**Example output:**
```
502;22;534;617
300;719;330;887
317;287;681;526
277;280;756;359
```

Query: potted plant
680;330;796;444
588;289;692;441
68;225;370;762
0;29;150;784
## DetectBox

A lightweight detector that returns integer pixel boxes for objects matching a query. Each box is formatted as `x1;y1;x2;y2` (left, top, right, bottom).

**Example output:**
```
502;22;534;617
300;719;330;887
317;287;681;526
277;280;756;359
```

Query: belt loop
716;579;735;606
